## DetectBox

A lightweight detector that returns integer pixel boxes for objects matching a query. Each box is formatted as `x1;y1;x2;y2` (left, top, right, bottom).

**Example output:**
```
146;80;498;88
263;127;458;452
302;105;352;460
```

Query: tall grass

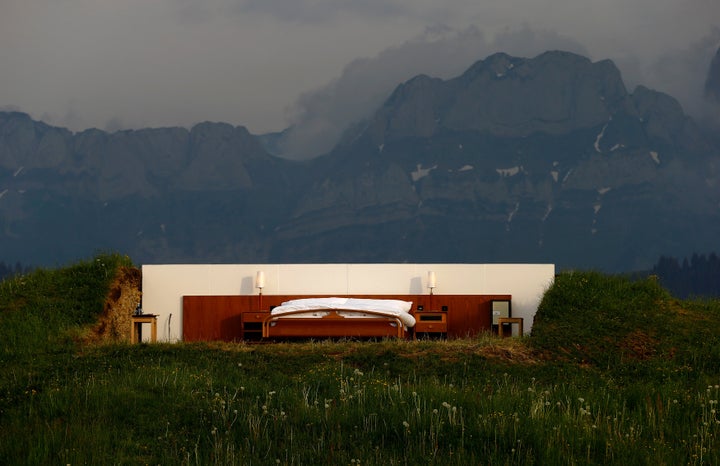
1;262;720;464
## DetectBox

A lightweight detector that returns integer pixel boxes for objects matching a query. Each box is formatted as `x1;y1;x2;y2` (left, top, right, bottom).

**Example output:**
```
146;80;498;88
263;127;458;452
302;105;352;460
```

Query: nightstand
242;311;270;341
414;312;447;339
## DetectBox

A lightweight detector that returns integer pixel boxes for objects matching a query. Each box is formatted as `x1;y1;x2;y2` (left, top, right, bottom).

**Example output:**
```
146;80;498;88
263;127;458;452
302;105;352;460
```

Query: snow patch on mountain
649;151;660;164
542;204;553;222
497;166;522;177
594;124;608;153
411;164;437;182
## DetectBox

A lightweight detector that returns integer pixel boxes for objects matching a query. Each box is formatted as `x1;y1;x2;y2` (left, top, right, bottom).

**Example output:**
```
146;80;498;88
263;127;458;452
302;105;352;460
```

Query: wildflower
403;421;410;428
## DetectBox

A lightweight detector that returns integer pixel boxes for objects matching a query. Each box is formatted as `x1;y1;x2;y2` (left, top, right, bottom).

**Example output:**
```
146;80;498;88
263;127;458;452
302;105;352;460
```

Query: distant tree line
652;253;720;298
0;261;32;281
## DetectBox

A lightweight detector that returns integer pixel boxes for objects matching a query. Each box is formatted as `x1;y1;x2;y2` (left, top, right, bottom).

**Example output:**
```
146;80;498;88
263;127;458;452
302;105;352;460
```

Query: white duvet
270;297;416;328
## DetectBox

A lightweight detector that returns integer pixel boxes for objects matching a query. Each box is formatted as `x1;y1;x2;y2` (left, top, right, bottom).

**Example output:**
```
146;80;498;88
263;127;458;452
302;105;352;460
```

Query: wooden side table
497;317;523;337
242;311;270;340
131;314;157;343
414;312;447;339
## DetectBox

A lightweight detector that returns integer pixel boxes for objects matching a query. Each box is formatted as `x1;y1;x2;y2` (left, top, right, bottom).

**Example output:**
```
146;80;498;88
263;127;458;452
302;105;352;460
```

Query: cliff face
1;51;719;272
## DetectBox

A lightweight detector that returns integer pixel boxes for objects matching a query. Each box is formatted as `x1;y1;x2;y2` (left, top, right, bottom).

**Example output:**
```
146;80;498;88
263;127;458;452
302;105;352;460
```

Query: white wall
141;263;555;341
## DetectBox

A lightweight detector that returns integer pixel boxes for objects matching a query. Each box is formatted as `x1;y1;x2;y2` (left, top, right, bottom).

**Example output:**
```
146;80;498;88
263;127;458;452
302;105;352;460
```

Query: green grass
2;257;720;464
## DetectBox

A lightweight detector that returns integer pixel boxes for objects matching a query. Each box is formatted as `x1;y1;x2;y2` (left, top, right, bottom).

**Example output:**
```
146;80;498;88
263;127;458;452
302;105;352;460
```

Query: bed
262;297;416;339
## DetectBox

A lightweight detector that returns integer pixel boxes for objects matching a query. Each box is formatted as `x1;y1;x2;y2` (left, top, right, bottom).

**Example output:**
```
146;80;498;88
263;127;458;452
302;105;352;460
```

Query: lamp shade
256;271;266;289
427;271;436;289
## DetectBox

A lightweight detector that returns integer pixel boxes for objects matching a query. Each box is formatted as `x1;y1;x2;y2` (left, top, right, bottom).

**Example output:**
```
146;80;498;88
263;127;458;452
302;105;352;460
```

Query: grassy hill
1;256;720;464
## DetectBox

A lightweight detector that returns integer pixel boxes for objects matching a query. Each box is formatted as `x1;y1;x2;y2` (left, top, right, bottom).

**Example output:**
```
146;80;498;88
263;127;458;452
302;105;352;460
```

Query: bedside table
242;311;270;341
414;312;447;339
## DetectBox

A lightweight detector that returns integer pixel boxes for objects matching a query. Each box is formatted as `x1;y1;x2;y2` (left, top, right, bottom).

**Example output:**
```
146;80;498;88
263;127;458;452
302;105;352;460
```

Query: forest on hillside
0;261;31;281
651;252;720;298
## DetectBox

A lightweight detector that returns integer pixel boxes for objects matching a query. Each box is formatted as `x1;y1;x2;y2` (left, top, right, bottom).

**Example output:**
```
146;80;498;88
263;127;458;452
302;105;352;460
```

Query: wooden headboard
182;294;511;341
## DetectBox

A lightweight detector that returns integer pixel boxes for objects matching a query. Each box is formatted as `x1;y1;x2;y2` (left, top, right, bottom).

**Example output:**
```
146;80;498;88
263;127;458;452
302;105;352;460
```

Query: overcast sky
1;0;719;156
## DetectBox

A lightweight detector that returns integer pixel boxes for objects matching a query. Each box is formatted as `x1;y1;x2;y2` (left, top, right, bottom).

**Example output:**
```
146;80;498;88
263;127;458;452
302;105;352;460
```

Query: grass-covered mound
0;253;138;358
1;260;720;465
532;271;720;374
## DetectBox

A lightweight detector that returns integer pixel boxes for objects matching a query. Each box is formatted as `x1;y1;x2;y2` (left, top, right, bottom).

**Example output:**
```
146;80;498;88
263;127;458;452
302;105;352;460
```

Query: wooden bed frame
262;308;407;339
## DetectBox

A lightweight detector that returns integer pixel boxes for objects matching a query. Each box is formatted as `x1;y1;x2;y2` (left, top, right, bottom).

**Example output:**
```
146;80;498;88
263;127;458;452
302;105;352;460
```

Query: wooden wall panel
183;296;249;342
182;294;512;341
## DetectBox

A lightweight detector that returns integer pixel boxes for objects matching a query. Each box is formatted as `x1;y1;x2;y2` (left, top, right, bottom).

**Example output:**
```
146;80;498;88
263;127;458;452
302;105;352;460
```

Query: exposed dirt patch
618;330;658;360
84;266;142;344
476;344;540;364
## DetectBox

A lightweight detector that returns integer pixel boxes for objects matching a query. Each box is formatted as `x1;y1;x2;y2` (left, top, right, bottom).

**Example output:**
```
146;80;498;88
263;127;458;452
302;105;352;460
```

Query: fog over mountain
2;0;719;159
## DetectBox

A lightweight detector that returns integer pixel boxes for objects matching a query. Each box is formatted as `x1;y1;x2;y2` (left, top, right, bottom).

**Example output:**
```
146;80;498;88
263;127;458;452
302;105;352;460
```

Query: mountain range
1;50;719;272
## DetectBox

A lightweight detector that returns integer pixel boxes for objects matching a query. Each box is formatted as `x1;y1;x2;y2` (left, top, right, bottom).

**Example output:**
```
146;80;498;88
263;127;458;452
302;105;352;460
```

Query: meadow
1;254;719;464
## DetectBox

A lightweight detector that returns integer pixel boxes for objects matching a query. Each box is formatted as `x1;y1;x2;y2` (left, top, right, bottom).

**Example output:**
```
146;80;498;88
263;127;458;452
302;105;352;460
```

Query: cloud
0;105;22;113
1;0;719;149
643;28;720;115
234;0;411;23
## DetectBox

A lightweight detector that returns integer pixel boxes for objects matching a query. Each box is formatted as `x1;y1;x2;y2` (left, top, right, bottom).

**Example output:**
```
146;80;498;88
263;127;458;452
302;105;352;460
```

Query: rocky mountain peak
370;51;635;144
